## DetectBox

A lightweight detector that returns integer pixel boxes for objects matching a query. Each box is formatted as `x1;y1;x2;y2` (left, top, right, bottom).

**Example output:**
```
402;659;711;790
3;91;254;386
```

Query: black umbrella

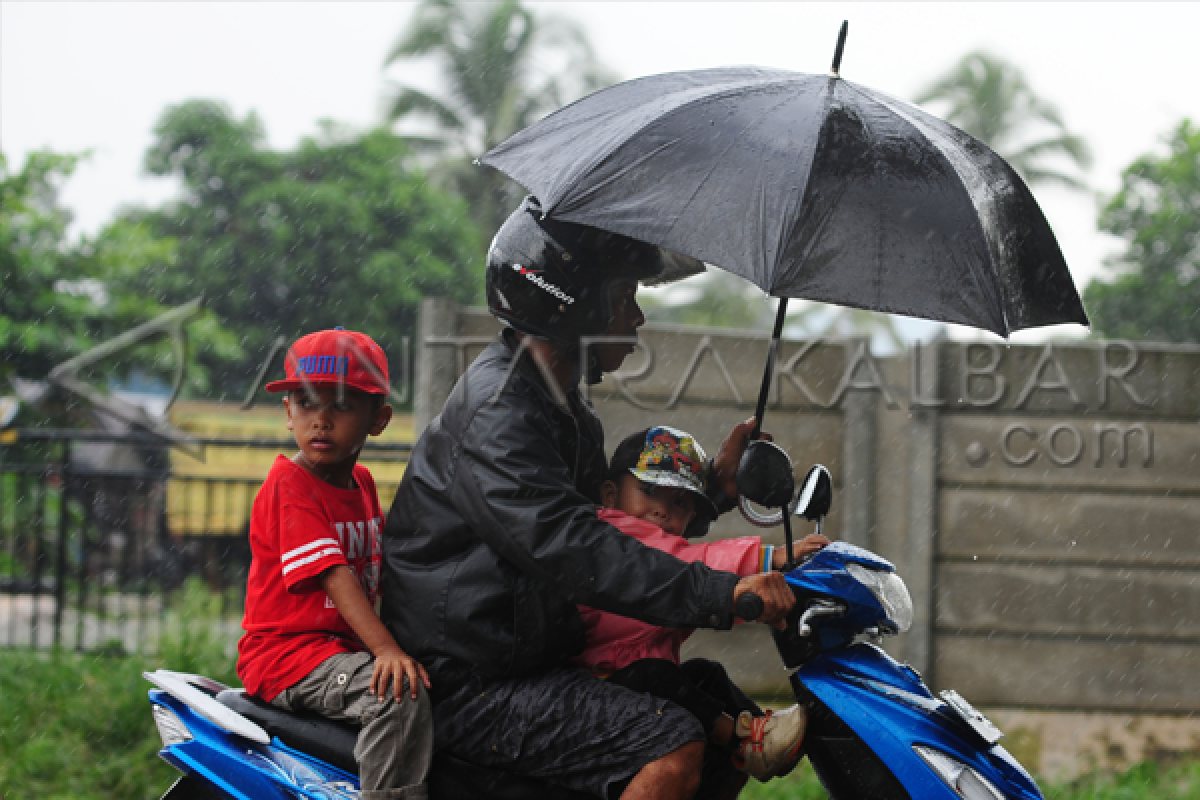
481;23;1088;435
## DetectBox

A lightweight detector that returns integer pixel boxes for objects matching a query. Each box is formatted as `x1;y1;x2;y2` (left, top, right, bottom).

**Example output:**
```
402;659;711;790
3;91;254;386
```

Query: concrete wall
412;298;1200;717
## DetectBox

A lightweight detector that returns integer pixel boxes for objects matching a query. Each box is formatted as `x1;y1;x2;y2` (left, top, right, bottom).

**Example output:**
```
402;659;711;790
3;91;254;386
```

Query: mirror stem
751;297;789;441
780;505;796;571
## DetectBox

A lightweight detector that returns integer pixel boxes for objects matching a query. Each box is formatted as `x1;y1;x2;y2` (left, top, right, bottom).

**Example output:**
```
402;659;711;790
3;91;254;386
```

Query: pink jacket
574;508;765;674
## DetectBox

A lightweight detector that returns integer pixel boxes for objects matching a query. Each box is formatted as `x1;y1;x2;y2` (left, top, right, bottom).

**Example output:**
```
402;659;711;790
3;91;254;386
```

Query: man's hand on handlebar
733;572;795;630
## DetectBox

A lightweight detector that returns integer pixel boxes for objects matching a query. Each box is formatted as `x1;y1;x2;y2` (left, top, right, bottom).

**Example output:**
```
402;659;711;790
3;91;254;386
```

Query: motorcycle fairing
782;544;892;635
795;645;1043;800
150;689;361;800
807;541;896;572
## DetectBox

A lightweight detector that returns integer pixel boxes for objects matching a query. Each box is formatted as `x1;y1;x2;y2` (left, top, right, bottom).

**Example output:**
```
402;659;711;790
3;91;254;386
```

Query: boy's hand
773;534;831;569
370;644;432;702
319;566;432;702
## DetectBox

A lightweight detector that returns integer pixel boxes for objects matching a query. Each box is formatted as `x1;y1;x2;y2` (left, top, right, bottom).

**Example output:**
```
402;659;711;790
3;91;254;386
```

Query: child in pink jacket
576;426;827;796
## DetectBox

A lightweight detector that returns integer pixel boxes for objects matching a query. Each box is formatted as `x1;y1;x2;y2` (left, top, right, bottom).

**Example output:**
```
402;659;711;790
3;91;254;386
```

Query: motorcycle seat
215;689;589;799
217;689;359;773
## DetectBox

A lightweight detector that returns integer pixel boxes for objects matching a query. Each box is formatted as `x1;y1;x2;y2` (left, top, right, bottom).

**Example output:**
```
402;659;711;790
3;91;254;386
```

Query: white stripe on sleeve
281;547;345;576
282;537;342;564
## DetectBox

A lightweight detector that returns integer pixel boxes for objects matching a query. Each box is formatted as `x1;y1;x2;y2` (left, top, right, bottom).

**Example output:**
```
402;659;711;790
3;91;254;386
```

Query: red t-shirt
236;455;384;701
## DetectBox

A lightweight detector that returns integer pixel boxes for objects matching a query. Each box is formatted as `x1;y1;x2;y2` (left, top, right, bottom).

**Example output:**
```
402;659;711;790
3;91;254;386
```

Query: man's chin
594;345;637;374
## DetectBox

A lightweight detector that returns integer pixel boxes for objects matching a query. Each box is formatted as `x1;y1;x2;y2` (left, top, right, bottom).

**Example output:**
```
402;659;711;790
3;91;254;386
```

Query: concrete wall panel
936;636;1200;712
939;415;1199;491
936;563;1200;638
940;489;1200;567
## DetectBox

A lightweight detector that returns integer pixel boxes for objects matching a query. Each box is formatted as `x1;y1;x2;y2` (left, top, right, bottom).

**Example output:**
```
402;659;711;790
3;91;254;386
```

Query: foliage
0;580;237;800
0;150;236;403
1048;760;1200;799
643;271;777;330
0;649;175;800
740;761;829;798
384;0;615;236
1084;119;1200;343
642;272;903;351
121;100;483;400
155;578;242;685
915;51;1092;189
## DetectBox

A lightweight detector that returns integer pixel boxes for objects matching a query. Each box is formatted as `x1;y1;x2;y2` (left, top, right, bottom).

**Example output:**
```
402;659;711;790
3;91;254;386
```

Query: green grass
1046;761;1200;799
0;580;238;800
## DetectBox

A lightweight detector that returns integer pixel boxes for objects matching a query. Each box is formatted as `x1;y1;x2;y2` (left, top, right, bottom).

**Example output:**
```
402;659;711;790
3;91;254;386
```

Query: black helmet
486;197;664;345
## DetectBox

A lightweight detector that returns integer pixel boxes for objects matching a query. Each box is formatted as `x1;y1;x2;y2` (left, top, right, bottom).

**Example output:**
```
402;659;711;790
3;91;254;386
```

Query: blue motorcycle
144;445;1043;799
733;441;1044;800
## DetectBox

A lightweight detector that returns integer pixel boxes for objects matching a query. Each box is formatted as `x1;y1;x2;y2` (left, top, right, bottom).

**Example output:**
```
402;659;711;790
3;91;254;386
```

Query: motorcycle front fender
794;644;1042;800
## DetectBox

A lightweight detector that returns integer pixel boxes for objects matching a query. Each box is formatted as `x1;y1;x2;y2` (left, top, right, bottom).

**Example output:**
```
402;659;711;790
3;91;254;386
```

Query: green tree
124;100;482;400
383;0;614;236
1085;119;1200;342
916;51;1092;189
0;150;235;402
642;271;776;331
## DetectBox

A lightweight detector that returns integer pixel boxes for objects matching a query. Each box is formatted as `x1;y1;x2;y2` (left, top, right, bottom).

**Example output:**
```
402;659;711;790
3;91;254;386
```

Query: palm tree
383;0;614;235
641;271;906;352
915;51;1092;189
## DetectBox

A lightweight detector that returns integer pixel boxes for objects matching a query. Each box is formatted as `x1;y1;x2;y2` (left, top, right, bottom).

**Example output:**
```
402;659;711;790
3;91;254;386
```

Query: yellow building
166;401;412;536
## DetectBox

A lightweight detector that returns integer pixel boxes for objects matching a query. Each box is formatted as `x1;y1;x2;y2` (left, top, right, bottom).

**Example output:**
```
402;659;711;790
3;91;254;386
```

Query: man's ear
600;480;619;508
283;394;294;431
369;403;393;436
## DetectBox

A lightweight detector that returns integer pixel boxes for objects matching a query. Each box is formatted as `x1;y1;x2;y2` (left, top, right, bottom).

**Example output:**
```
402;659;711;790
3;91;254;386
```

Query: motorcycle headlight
846;563;913;632
915;745;1007;800
152;704;193;747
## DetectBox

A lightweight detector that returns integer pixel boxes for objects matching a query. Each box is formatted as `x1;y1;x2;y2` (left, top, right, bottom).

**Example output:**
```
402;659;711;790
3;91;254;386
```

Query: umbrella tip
830;20;849;77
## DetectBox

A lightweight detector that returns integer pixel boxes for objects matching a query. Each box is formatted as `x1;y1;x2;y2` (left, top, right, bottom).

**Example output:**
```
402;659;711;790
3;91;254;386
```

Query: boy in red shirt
237;328;431;800
576;426;828;799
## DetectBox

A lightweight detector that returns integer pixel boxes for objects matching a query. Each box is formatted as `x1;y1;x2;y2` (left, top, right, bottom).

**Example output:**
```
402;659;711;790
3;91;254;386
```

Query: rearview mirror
794;464;833;520
736;440;795;508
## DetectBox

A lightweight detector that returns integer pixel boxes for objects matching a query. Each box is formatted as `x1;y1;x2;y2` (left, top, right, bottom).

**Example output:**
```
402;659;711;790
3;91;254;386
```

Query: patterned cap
625;426;718;519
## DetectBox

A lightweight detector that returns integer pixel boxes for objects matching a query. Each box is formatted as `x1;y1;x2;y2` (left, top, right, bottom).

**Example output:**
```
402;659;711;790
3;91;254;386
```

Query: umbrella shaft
751;297;789;441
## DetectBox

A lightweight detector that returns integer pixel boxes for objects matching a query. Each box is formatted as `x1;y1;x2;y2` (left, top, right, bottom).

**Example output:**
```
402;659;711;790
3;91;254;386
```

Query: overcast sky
4;2;1199;341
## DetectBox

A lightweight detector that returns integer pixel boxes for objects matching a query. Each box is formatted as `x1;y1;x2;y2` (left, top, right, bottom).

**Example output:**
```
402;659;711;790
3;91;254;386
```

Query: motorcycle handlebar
734;592;765;622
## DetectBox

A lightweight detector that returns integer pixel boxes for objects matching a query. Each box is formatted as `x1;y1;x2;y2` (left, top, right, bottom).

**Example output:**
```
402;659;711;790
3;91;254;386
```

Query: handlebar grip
735;592;765;622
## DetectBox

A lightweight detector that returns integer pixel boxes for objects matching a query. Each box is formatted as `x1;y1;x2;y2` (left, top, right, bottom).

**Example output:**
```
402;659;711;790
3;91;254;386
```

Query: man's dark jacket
381;332;741;693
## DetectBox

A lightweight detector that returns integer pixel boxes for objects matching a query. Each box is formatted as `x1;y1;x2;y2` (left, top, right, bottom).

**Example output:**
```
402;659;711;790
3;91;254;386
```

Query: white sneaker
733;705;807;782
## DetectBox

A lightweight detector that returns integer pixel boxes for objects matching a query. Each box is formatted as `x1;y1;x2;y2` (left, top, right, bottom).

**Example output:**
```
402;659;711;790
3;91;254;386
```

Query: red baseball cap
265;328;390;395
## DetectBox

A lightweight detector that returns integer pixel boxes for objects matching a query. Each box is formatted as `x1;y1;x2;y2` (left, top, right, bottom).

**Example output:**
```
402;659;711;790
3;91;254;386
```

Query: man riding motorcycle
381;198;796;800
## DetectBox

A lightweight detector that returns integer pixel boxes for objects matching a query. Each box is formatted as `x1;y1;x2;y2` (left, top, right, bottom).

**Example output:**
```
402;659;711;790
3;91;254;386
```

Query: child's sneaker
733;705;807;781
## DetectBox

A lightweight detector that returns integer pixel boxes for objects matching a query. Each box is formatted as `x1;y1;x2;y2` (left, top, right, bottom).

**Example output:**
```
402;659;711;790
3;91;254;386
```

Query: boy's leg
678;659;806;783
678;658;762;720
605;660;745;800
272;651;433;800
606;659;727;737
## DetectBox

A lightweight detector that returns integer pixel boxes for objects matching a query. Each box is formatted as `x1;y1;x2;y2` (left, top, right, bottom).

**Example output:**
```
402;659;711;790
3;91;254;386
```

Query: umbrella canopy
481;66;1089;337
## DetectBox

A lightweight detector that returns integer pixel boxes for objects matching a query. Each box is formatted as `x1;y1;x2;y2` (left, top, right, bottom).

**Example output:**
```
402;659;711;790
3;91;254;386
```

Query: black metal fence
0;429;410;653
